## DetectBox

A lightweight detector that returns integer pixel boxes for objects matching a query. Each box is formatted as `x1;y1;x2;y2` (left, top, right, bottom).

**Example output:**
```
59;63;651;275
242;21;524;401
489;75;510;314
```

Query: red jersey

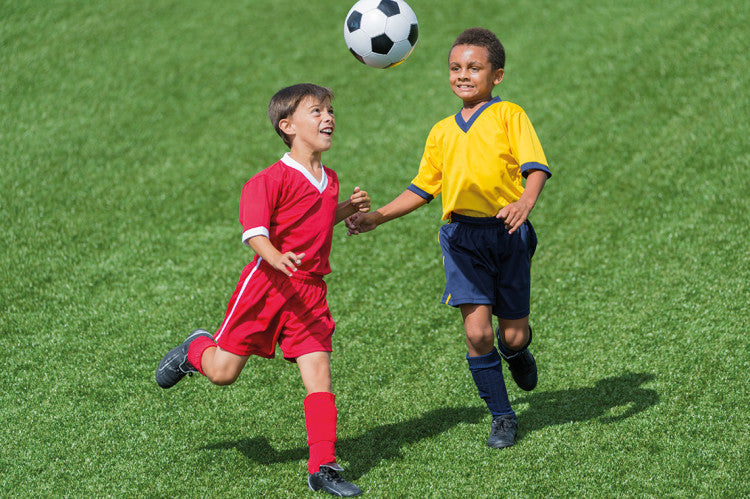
239;153;340;276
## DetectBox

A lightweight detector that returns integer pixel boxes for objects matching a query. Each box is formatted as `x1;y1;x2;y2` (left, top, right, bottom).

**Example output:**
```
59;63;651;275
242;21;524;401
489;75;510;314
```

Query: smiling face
281;96;335;153
449;44;504;109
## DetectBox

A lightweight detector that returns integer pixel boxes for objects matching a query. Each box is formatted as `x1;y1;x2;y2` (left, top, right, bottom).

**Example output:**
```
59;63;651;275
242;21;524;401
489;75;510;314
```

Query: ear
494;68;505;85
279;118;296;136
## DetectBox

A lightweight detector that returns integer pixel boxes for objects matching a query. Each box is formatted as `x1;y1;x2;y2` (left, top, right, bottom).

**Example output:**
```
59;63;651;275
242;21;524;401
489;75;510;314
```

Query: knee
499;325;529;351
207;367;241;386
465;326;494;351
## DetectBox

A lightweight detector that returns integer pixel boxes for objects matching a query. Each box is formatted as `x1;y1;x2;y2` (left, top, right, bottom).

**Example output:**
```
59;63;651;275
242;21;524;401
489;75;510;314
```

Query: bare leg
201;346;249;386
297;351;333;394
461;304;495;356
497;316;530;351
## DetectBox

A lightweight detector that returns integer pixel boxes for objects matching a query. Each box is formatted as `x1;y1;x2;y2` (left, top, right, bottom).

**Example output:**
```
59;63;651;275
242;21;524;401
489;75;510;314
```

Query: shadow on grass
202;406;485;478
201;373;657;476
512;372;659;439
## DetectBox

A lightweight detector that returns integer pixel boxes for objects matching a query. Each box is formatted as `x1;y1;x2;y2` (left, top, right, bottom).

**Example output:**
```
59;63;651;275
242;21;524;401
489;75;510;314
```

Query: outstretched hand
346;212;378;235
345;188;428;236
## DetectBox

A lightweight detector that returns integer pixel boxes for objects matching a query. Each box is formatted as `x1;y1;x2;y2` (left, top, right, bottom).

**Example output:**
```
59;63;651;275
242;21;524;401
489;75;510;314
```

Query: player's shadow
335;406;486;478
512;371;658;439
202;406;486;478
201;373;657;477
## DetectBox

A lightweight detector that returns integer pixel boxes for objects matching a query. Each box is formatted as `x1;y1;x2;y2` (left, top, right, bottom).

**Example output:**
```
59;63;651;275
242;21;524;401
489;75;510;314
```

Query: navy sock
467;348;514;417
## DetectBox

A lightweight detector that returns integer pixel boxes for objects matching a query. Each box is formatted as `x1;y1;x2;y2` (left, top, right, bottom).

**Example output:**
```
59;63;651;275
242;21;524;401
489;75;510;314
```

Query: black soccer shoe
496;327;538;391
487;414;518;449
504;347;538;391
155;329;213;389
308;463;362;497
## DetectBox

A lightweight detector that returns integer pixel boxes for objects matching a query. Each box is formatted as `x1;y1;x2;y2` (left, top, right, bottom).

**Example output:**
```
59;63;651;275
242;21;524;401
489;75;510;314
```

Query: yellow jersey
408;97;550;220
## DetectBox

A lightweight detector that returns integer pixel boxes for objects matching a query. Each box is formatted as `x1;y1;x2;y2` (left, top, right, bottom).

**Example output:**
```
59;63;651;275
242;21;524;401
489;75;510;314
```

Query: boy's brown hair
268;83;334;148
451;27;506;70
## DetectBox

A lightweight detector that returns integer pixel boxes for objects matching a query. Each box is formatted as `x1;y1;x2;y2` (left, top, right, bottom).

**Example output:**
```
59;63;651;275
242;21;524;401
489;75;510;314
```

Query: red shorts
213;258;335;360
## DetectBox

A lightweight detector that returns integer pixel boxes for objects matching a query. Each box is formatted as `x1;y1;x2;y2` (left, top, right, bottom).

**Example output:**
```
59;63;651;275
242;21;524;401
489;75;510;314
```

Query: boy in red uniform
156;83;368;497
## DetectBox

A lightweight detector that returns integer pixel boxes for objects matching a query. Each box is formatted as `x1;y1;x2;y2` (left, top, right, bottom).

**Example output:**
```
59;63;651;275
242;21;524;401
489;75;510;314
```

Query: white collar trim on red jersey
281;153;328;194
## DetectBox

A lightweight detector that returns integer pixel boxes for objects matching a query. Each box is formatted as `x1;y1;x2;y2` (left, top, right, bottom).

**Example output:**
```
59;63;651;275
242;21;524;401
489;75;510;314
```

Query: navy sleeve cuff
521;162;551;178
407;184;434;202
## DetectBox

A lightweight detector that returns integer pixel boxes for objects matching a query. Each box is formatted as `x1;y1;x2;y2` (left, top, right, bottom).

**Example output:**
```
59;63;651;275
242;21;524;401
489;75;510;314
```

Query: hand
496;199;532;234
269;251;305;276
346;212;379;235
349;186;370;213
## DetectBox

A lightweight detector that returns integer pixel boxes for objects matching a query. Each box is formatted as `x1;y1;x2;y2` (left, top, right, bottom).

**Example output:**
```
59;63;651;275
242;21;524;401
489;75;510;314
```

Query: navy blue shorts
438;213;537;319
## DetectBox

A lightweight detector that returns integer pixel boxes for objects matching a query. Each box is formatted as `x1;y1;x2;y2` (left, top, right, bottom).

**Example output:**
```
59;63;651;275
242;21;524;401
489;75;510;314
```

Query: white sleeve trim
242;226;269;245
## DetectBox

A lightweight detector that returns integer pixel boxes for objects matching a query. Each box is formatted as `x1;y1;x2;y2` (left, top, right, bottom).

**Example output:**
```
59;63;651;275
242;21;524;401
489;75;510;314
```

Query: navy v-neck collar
454;96;502;132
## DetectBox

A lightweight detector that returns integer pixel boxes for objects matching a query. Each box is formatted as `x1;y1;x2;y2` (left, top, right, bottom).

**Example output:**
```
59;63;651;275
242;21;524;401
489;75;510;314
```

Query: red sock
187;335;216;376
304;392;337;474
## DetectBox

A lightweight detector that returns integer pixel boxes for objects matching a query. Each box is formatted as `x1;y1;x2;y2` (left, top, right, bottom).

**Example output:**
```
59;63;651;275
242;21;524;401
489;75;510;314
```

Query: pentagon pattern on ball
344;0;419;69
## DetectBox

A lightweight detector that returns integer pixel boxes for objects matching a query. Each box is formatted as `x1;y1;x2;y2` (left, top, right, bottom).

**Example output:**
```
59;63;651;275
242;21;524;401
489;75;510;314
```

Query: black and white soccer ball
343;0;419;69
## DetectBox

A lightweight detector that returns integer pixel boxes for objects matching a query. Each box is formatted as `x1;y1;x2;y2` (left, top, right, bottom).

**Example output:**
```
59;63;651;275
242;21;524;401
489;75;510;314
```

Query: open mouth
321;127;333;136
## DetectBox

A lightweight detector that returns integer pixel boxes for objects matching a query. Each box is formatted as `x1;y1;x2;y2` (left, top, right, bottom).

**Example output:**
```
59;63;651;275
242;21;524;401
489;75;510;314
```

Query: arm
247;235;305;277
335;186;370;225
347;189;427;235
496;169;547;234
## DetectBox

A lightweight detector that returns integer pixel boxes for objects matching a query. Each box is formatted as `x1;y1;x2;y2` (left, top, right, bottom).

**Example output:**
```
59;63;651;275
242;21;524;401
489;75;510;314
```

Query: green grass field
2;0;748;496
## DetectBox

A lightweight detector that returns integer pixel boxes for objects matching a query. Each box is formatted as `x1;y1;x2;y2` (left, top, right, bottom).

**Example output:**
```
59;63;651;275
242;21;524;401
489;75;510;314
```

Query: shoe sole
308;480;362;497
308;471;362;497
487;439;515;449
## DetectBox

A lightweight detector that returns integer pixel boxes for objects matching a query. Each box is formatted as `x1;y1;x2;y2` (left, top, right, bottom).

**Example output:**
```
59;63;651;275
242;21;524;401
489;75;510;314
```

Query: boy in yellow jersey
348;27;550;448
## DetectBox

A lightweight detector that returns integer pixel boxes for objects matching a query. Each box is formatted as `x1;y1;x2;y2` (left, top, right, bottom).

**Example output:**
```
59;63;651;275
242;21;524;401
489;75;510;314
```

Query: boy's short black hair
268;83;334;148
451;27;505;70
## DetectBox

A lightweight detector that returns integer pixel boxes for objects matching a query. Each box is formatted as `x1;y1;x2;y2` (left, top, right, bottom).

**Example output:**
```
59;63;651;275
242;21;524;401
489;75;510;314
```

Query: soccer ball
343;0;419;69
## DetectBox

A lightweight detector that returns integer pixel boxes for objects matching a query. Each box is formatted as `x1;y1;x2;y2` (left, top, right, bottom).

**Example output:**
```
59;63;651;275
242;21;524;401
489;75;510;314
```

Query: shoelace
320;467;346;483
491;417;513;434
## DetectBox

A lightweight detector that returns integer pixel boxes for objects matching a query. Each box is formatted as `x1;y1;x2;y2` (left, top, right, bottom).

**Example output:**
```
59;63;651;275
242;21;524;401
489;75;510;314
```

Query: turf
1;0;748;496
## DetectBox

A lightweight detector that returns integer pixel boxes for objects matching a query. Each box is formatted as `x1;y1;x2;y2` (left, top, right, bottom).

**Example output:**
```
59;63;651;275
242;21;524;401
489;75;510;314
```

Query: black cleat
504;348;538;391
487;414;518;449
308;463;362;497
496;327;538;391
155;329;213;389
